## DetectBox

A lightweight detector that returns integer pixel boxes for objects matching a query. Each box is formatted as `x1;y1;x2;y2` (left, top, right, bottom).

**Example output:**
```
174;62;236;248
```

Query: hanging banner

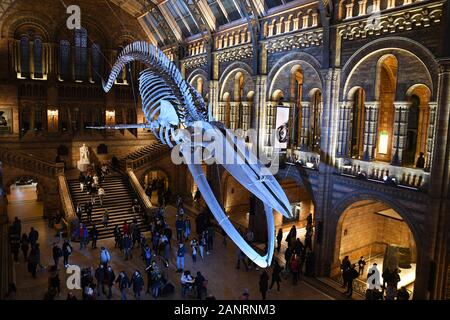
274;105;290;149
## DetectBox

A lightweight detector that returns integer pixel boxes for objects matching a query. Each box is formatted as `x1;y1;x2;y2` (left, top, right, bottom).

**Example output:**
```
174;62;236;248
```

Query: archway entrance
6;176;43;221
332;200;416;298
142;170;169;206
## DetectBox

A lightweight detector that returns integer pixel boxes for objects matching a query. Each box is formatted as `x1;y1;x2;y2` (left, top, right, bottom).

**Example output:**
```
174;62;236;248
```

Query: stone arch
267;52;323;101
219;62;254;101
2;10;52;39
341;37;439;101
186;68;208;84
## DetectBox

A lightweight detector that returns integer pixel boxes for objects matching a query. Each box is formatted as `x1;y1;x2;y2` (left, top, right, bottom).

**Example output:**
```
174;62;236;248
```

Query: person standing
9;228;20;263
190;238;198;263
62;240;72;267
176;242;186;272
28;227;39;247
98;187;105;207
345;264;359;297
115;271;130;300
143;245;152;268
79;172;85;191
269;260;282;291
102;209;109;228
123;234;132;260
290;254;299;285
358;256;366;275
100;246;111;269
194;271;206;300
27;245;39;278
130;270;144;300
259;271;269;300
76;203;83;222
20;233;30;262
113;226;120;248
95;264;106;297
91;225;99;249
175;217;184;242
276;228;283;253
105;266;116;300
340;256;351;287
52;242;62;268
184;217;191;241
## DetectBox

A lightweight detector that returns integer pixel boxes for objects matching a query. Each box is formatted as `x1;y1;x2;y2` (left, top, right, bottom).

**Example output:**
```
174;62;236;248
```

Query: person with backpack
130;270;144;300
105;265;116;300
52;242;63;268
95;264;106;297
176;242;186;272
62;240;73;267
100;247;111;269
143;245;152;267
290;254;299;285
91;225;99;249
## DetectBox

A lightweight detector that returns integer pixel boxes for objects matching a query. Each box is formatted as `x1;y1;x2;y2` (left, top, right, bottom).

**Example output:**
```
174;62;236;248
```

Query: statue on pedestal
77;143;91;171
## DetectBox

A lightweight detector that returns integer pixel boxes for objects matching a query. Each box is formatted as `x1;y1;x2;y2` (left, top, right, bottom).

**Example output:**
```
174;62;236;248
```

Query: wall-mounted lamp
106;110;115;125
47;109;58;131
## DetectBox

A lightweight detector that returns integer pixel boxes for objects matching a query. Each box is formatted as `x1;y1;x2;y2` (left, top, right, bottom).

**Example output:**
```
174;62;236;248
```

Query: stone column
362;102;379;161
254;75;267;155
248;195;268;243
208;79;219;120
337;101;353;157
391;102;411;166
425;102;438;171
300;101;311;150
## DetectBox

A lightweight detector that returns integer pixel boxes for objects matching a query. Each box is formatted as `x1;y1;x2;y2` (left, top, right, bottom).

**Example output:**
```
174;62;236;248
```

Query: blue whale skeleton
92;41;292;268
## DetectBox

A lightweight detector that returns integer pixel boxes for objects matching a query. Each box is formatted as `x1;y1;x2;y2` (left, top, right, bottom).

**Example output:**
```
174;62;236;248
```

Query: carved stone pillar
363;102;379;161
254;75;267;154
208;79;219;120
391;102;411;166
358;0;367;16
345;3;354;19
300;101;311;150
337;101;353;157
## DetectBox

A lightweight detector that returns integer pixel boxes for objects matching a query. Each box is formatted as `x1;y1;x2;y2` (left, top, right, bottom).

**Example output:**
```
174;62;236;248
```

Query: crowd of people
340;255;410;300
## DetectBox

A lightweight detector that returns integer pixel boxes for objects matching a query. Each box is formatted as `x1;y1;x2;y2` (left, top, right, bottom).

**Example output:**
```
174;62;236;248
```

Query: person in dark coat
91;225;99;249
259;271;269;300
269;260;282;291
345;264;359;297
115;271;130;300
27;245;39;278
284;246;293;272
9;227;20;262
52;242;62;268
130;270;144;300
340;256;351;288
105;266;116;300
276;228;283;253
62;240;73;267
20;233;30;261
113;226;121;248
194;271;206;300
28;227;39;247
95;264;106;297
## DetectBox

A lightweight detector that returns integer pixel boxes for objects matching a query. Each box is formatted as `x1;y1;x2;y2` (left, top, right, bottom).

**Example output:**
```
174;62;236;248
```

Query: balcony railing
337;158;429;191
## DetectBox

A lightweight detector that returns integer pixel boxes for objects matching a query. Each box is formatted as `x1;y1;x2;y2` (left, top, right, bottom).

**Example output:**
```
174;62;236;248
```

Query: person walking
184;217;191;241
276;228;283;253
27;245;39;278
199;232;206;260
9;229;20;263
259;271;269;300
95;264;106;297
91;225;99;249
123;234;132;260
175;217;184;242
269;260;282;291
28;227;39;247
143;245;152;268
176;242;186;272
105;265;116;300
102;209;109;228
113;226;121;248
62;240;73;267
340;256;351;287
190;238;198;263
130;270;144;300
52;242;63;268
100;247;111;269
20;233;30;262
115;271;130;300
194;271;206;300
358;256;366;275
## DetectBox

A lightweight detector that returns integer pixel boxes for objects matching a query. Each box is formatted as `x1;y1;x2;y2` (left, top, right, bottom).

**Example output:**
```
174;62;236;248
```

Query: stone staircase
67;174;147;239
117;141;169;172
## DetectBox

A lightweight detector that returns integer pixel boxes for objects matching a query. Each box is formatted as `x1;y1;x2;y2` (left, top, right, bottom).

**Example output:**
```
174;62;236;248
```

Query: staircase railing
0;147;64;177
57;174;77;238
127;169;156;214
124;144;170;171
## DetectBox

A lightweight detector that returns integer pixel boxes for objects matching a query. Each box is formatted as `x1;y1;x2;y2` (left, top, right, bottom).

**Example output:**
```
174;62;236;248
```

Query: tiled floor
10;203;335;300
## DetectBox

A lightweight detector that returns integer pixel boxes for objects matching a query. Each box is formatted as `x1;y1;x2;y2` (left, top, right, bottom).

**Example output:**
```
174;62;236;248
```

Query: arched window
310;90;322;152
375;54;398;162
404;96;419;166
92;43;101;82
350;88;366;158
20;36;30;77
74;28;88;81
33;38;43;78
59;40;70;80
